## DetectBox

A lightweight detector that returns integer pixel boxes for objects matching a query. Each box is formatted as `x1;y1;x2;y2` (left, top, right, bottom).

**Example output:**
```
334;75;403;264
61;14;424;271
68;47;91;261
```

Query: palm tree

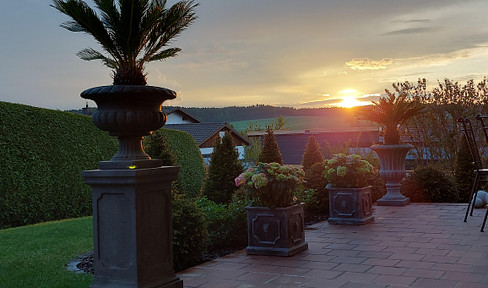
52;0;198;85
359;90;425;144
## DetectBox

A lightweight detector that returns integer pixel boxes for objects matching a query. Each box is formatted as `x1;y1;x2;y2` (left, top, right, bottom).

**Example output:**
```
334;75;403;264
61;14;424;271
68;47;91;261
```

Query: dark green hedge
0;101;118;229
152;128;206;198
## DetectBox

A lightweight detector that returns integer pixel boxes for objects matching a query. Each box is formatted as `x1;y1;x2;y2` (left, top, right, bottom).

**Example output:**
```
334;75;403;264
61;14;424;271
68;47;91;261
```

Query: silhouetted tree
258;127;283;164
202;133;243;204
301;135;323;172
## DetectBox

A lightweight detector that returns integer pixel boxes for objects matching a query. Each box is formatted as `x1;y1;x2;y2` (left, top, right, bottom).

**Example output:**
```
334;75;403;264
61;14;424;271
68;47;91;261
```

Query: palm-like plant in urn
52;0;198;169
359;89;425;206
52;1;198;287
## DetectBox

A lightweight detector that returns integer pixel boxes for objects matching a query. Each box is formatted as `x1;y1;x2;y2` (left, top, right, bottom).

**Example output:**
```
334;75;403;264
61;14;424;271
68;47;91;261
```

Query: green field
231;115;366;132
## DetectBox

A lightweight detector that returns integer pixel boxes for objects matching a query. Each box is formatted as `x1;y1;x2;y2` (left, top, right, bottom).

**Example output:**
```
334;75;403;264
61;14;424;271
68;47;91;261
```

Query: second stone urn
372;144;412;206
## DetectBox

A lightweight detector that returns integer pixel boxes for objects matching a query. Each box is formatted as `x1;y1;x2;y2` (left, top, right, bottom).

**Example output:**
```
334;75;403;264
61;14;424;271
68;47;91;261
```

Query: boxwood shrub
401;165;459;203
0;101;117;229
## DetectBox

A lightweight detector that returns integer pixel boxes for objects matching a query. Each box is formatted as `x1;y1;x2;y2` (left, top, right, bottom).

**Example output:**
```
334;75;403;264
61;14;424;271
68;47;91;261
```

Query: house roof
162;107;201;123
248;128;380;165
165;122;250;146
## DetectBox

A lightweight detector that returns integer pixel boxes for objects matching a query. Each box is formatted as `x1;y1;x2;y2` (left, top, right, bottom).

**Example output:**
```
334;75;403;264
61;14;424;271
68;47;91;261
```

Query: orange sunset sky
2;1;488;110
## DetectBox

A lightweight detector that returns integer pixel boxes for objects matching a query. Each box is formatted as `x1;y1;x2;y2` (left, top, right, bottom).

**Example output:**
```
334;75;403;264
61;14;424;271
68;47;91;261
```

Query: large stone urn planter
327;185;374;225
81;85;182;288
246;204;308;256
81;85;176;169
372;144;412;206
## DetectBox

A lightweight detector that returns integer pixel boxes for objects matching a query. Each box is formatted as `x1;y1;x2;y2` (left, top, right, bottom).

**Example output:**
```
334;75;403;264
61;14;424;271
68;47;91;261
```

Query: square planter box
246;204;308;256
327;185;374;225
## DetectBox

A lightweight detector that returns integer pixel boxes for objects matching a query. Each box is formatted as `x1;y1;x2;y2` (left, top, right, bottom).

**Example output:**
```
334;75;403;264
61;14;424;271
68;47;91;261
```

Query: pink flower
234;174;246;187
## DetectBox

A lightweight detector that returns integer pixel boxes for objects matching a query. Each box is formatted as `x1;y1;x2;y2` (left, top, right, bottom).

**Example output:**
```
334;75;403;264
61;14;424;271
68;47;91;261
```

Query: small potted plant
358;89;425;206
324;153;375;225
235;162;308;256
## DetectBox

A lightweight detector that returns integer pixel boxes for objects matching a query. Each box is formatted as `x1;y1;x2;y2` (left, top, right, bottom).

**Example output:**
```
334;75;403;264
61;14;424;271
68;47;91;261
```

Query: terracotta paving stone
357;251;393;259
402;268;444;279
177;204;488;288
454;282;488;288
337;282;387;288
440;271;486;283
234;272;280;284
388;252;425;261
269;265;311;276
414;248;450;256
405;242;438;249
329;256;368;264
431;262;472;272
299;261;338;270
373;274;417;286
302;268;343;279
410;278;458;288
327;249;362;257
331;263;373;273
367;266;407;276
334;271;379;283
363;258;401;267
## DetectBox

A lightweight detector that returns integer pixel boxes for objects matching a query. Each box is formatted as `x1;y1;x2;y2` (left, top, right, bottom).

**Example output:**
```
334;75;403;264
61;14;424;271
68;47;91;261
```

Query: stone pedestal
327;186;374;225
372;144;412;206
82;164;182;288
246;204;308;256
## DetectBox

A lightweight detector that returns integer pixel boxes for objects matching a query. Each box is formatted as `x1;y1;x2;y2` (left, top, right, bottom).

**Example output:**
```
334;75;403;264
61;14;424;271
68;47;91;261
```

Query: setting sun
339;97;364;108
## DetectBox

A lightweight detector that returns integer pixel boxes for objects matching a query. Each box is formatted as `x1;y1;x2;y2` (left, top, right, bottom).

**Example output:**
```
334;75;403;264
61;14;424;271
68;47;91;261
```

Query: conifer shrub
301;135;324;173
455;136;476;203
401;165;459;203
202;133;243;204
144;128;206;198
258;127;283;164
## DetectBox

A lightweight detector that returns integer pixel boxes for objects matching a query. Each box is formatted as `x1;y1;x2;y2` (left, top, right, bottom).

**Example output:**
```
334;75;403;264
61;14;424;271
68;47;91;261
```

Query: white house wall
200;146;246;166
166;113;195;124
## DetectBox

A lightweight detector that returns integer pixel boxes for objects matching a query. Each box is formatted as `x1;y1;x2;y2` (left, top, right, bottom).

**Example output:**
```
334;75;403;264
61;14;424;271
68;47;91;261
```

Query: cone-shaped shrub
202;132;243;204
258;127;283;164
301;135;323;172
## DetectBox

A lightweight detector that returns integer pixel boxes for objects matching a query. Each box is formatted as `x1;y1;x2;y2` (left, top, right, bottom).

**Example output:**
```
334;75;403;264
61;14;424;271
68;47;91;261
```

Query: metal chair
457;117;488;231
475;115;488;232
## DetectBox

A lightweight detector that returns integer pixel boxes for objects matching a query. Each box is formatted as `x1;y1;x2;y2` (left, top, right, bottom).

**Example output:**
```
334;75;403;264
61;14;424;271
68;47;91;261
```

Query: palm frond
140;0;198;64
76;48;117;68
146;48;181;62
52;0;120;62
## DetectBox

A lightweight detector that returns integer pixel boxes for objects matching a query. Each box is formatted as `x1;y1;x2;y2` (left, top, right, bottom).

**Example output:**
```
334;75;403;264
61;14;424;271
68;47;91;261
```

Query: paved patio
178;204;488;288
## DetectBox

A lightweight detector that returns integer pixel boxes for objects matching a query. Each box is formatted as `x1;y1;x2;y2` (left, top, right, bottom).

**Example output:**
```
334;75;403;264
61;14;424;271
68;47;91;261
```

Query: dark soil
72;212;328;274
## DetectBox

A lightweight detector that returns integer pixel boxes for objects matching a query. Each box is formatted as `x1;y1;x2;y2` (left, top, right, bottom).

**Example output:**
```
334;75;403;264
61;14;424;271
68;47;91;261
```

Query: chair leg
481;207;488;232
465;172;480;222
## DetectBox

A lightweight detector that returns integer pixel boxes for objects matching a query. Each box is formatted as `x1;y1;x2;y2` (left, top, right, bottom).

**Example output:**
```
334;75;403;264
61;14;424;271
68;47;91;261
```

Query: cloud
384;26;439;36
345;58;393;71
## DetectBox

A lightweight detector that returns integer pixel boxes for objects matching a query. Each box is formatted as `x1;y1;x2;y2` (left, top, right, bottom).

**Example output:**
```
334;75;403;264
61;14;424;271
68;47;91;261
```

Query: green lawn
0;217;93;288
231;115;364;132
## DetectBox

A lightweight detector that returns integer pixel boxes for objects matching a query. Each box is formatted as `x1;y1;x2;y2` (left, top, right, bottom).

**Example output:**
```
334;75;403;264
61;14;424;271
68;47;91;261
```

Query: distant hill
178;105;361;122
67;104;369;124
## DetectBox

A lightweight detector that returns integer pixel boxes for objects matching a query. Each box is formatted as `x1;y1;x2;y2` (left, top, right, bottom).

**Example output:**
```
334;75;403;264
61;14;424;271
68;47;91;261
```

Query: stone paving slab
178;204;488;287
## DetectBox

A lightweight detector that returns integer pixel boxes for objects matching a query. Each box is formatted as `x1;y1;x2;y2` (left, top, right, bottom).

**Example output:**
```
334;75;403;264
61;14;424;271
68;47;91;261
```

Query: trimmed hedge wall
0;102;207;229
152;128;206;198
0;101;118;229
